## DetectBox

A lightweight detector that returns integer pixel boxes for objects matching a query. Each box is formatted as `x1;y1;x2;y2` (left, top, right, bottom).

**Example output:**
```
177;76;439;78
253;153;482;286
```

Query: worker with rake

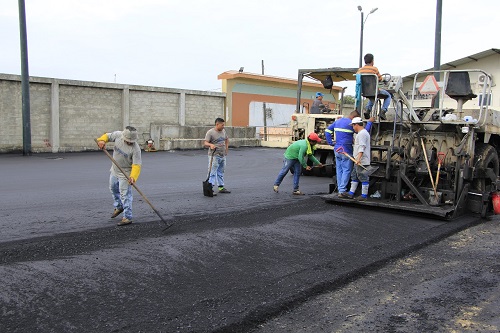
325;111;374;198
96;126;142;226
273;133;323;195
345;117;371;201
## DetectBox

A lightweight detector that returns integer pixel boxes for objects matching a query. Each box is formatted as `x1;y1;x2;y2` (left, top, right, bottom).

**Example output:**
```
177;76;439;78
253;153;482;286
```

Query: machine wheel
294;151;335;177
472;143;499;192
302;158;314;176
312;151;334;177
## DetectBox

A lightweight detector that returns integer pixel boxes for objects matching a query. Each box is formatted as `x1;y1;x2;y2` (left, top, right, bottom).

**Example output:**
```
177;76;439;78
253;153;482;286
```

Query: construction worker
357;53;392;120
273;133;323;195
345;117;371;201
204;117;231;194
325;111;374;198
310;92;324;114
96;126;142;226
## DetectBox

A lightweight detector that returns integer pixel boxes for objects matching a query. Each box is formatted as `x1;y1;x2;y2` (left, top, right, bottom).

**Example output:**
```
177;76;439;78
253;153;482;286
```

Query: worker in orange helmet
273;133;324;195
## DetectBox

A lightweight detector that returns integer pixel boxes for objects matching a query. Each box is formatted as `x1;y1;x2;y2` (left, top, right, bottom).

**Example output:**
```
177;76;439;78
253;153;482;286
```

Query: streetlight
358;6;378;68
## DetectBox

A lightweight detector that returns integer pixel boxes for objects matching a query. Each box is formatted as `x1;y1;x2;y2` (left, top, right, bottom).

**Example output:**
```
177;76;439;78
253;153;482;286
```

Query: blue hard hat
316;92;324;98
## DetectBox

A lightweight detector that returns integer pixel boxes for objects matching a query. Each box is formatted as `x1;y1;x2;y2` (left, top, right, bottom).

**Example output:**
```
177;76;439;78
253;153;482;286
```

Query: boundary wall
0;74;236;153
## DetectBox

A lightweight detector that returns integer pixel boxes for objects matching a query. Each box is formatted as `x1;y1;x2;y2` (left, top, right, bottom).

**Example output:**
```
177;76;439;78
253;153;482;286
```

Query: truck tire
302;158;314;176
312;151;334;177
472;143;499;192
290;161;313;176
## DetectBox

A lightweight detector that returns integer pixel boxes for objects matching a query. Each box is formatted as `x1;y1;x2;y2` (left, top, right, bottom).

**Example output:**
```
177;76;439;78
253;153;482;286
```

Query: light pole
358;6;378;68
18;0;32;155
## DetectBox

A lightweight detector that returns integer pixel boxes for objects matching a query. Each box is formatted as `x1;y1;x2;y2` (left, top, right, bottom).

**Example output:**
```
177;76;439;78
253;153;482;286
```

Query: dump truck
294;67;499;219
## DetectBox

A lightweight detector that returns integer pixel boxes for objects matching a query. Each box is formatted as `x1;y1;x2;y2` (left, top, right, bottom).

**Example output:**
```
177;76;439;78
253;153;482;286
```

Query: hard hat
315;92;324;98
307;133;322;143
349;117;364;125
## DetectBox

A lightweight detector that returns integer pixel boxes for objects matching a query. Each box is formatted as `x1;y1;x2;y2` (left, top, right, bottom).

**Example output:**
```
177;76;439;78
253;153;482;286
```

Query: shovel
335;147;379;176
94;139;173;230
203;149;216;197
435;152;445;189
420;137;439;204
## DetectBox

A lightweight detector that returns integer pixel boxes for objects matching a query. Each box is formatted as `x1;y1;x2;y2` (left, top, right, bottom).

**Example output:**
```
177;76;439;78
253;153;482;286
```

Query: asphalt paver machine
295;67;500;218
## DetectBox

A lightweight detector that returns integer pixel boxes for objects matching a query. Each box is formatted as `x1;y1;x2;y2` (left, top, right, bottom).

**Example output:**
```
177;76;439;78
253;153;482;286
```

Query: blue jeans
208;154;226;188
334;150;353;193
109;174;133;220
366;89;391;111
274;158;302;191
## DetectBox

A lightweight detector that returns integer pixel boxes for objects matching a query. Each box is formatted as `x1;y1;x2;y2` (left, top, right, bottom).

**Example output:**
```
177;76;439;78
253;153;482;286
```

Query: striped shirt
357;65;382;81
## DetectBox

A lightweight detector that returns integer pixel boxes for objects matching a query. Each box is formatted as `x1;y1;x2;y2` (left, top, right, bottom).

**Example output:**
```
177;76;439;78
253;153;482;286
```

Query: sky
1;0;498;93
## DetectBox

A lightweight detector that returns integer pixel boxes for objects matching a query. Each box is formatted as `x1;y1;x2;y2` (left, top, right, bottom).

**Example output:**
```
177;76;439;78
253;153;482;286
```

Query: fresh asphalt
0;148;492;332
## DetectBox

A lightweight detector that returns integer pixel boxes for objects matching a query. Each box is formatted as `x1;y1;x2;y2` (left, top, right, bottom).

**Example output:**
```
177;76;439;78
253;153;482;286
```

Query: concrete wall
0;74;227;153
152;125;258;150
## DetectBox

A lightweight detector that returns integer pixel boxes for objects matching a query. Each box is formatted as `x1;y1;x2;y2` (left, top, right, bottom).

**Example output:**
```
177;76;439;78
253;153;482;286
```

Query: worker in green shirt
273;133;323;195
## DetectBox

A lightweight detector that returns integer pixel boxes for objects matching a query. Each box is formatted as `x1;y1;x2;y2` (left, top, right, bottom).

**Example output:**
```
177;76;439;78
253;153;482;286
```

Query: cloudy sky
1;0;497;92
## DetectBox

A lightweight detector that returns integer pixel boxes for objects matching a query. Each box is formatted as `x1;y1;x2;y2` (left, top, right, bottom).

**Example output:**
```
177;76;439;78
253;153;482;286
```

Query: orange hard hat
307;133;321;143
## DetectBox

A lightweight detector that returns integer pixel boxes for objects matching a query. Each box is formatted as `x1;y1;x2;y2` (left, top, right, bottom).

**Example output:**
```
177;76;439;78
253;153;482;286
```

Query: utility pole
18;0;31;155
262;60;267;141
358;8;364;68
358;6;378;68
433;0;442;108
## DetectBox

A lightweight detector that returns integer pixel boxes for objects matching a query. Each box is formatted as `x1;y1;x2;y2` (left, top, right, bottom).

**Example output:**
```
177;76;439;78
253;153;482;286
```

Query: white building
402;48;499;110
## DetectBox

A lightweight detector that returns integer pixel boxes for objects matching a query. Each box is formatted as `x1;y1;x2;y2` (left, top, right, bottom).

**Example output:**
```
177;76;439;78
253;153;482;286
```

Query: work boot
273;185;279;193
338;192;350;198
293;190;305;195
218;187;231;193
117;217;133;226
355;195;368;202
111;207;124;218
380;109;387;120
363;107;371;119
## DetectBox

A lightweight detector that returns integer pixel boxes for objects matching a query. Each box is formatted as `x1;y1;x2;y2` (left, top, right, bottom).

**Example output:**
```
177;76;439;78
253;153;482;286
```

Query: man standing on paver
345;117;371;201
273;133;323;195
204;118;231;194
96;126;142;226
325;111;374;198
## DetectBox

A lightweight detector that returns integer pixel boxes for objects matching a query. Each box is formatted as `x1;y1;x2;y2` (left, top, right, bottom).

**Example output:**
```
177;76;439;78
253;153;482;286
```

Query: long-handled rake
95;139;173;231
335;147;379;176
420;137;439;204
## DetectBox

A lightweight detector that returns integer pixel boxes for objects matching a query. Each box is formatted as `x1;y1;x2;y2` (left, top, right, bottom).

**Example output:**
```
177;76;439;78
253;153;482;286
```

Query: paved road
0;148;328;241
0;148;492;332
252;217;500;333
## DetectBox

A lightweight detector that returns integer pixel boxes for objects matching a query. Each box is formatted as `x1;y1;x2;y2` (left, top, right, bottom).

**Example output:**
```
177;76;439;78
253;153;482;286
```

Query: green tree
343;95;355;105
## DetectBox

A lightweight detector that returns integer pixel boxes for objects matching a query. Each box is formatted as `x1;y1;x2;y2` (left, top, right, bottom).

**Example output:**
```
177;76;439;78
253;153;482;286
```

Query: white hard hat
349;117;363;125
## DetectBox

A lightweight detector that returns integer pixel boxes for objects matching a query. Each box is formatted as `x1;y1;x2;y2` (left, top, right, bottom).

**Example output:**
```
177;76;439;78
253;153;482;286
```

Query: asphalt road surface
0;148;497;332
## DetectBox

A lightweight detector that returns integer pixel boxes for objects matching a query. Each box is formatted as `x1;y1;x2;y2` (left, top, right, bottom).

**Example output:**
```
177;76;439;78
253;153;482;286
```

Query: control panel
380;76;403;93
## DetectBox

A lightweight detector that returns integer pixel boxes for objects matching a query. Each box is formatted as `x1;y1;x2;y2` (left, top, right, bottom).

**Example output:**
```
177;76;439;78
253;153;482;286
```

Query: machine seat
445;72;477;101
361;75;387;99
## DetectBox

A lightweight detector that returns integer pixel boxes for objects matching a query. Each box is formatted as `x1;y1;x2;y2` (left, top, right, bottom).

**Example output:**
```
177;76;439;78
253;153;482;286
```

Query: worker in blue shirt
325;111;374;197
